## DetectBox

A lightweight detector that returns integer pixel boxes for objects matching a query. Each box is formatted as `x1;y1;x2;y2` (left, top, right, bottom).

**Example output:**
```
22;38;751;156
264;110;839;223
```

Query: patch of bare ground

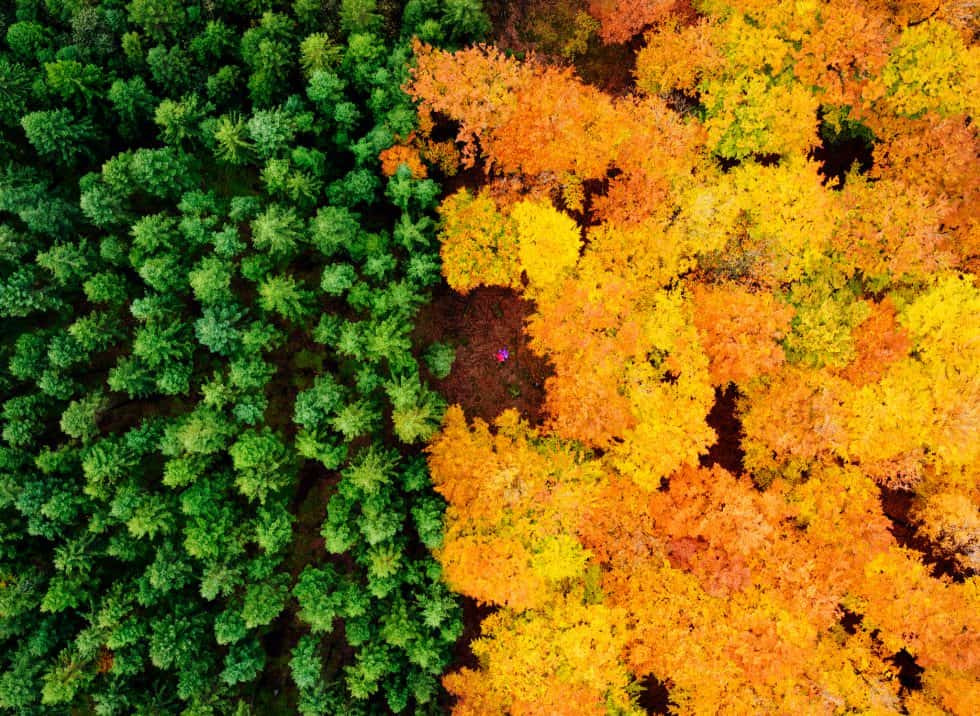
415;285;553;426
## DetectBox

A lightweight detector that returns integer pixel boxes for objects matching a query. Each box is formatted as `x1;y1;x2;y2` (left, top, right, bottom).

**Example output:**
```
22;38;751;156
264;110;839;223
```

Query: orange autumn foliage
409;42;523;170
409;42;703;209
540;361;637;448
691;283;795;386
415;4;980;713
419;138;461;176
839;297;911;386
917;669;980;716
634;19;722;95
527;273;716;471
577;464;915;713
911;490;980;575
871;114;980;270
787;0;894;109
411;42;615;178
378;142;427;178
587;0;685;44
590;97;706;225
857;549;980;672
836;175;956;284
526;273;644;446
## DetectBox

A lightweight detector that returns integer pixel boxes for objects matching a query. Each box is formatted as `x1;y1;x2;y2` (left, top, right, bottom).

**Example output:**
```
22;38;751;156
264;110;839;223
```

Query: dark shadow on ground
415;285;554;426
638;674;674;714
699;384;745;476
878;486;964;581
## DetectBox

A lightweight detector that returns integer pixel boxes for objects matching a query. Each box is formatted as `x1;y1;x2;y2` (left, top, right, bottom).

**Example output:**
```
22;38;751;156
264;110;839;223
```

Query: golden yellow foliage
675;159;840;286
635;20;722;95
879;19;980;120
510;200;582;290
445;595;639;716
840;275;980;486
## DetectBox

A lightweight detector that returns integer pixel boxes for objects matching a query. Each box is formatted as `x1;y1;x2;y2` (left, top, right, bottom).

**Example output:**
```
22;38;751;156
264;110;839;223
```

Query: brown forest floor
415;286;554;426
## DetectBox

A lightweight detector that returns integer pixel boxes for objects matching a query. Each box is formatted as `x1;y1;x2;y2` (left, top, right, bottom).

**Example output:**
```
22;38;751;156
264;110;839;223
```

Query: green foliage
109;76;158;128
340;0;382;36
250;203;305;258
221;637;265;685
21;109;94;164
330;398;381;441
59;392;106;442
0;0;469;710
0;59;34;126
290;634;323;695
294;566;346;632
300;34;342;75
310;205;363;257
247;108;301;159
6;21;52;61
258;273;314;322
254;501;294;553
230;429;295;503
386;371;446;443
242;575;289;628
293;373;344;428
441;0;492;45
154;93;210;145
320;262;358;295
423;341;455;379
127;0;187;43
212;113;254;165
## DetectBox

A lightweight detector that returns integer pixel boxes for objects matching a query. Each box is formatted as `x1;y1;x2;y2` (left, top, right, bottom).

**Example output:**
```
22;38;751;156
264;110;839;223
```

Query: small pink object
495;348;510;363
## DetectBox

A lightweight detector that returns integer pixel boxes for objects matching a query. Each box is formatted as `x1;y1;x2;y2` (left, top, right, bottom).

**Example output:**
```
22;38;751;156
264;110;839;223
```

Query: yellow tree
444;594;639;716
846;274;980;488
677;158;840;287
436;189;522;294
511;200;581;290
